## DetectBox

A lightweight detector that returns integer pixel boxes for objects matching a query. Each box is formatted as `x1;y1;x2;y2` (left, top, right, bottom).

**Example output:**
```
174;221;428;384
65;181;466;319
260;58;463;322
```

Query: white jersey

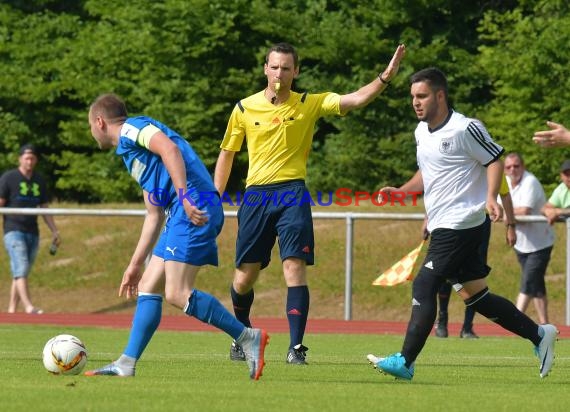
416;111;503;232
506;171;554;253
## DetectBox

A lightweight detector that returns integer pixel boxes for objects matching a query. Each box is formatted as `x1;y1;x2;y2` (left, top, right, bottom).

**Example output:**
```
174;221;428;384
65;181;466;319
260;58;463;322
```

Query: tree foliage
477;0;570;192
0;0;567;201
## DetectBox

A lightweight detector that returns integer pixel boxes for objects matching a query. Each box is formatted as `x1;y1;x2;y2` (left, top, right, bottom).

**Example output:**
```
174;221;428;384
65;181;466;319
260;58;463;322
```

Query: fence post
567;219;570;326
344;213;354;321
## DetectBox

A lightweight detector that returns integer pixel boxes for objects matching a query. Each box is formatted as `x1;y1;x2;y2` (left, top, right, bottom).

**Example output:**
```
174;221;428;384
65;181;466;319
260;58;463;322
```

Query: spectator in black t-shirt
0;144;60;314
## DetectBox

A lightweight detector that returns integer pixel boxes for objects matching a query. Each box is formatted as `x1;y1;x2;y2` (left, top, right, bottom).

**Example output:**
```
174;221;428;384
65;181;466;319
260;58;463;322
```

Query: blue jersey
115;116;216;208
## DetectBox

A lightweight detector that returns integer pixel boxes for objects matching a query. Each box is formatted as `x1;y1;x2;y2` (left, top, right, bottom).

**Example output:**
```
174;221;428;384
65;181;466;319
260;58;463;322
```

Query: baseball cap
19;143;38;156
560;159;570;172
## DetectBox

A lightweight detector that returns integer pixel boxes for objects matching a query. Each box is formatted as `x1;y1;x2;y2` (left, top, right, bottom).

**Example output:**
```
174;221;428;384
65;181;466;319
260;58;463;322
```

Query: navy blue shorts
235;180;314;269
418;216;491;285
515;246;552;296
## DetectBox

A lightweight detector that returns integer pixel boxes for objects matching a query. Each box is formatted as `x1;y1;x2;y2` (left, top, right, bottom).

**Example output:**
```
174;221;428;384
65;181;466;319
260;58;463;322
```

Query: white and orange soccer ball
42;334;88;375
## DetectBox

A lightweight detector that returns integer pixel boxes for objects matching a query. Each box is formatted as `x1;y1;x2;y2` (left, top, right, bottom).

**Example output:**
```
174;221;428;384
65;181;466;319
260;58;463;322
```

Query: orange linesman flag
372;240;426;286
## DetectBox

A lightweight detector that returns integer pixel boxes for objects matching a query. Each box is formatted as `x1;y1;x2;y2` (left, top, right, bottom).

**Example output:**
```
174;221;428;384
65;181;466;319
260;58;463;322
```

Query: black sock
463;305;476;331
401;276;440;366
467;288;541;346
438;283;451;319
230;286;254;328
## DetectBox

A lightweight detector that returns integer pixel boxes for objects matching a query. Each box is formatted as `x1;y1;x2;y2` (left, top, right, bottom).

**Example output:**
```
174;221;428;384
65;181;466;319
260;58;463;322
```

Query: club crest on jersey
439;139;454;154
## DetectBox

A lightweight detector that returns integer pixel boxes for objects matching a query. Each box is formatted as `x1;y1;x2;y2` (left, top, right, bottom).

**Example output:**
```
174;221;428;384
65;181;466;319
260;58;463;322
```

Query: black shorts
418;216;491;285
515;246;553;296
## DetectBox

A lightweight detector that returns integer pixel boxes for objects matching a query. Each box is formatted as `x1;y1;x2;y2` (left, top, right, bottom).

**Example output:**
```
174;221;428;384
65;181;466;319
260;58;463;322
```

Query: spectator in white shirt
504;152;554;324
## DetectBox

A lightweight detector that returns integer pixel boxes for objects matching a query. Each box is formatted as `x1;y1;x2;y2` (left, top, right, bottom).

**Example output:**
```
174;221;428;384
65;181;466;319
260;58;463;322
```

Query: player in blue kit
84;93;268;380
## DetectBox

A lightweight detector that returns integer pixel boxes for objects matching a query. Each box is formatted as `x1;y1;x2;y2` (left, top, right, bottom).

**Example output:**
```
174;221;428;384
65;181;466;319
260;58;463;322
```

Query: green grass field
1;324;568;412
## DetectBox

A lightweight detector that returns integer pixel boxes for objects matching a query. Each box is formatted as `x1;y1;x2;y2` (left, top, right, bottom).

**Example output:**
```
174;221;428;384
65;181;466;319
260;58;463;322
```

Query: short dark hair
560;159;570;173
90;93;128;124
265;42;299;68
19;143;38;157
410;67;449;105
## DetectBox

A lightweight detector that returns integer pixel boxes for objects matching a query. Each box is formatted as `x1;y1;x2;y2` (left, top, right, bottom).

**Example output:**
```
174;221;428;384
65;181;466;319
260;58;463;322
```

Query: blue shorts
3;231;39;278
153;200;224;266
235;180;314;269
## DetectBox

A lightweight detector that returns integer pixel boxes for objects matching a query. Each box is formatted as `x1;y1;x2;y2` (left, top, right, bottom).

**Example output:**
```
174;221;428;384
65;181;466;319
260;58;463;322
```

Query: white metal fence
1;208;567;325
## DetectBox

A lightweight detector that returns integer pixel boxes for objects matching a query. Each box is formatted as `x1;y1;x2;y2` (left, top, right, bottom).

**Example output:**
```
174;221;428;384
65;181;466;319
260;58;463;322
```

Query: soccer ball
42;334;88;375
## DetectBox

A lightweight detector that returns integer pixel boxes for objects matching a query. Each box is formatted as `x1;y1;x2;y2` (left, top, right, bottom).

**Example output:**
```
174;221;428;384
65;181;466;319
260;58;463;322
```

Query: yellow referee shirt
221;90;342;186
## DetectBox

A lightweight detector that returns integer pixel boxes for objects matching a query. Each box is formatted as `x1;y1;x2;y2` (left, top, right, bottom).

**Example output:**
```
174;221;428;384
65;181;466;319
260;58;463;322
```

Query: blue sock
185;289;245;340
286;286;310;349
124;294;162;359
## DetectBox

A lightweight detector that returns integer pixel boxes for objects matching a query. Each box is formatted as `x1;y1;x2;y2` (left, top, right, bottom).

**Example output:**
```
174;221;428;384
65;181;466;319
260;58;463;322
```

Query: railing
0;208;566;324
